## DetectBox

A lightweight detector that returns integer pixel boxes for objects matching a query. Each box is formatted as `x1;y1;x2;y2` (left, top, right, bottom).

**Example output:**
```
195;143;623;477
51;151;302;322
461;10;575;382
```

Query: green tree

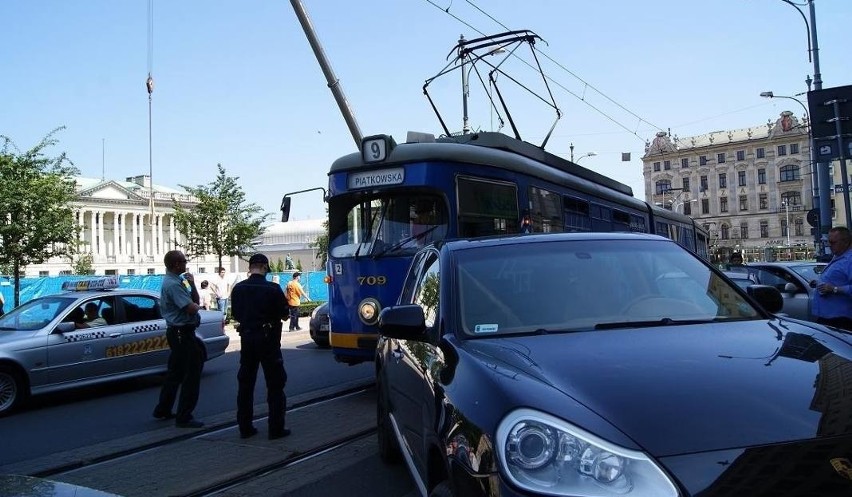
0;128;80;306
73;253;95;275
312;216;329;269
273;258;284;273
171;164;267;270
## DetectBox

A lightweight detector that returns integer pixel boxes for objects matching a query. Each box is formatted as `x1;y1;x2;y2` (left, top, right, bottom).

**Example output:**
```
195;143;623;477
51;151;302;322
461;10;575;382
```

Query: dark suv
375;233;852;497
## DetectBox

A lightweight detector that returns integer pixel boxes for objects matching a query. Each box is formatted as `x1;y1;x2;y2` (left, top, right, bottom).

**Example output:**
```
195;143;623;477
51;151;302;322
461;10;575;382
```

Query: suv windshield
329;193;448;258
456;239;761;337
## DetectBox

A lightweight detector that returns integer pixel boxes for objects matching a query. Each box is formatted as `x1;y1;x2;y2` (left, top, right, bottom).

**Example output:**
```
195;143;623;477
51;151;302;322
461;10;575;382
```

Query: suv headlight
496;409;678;496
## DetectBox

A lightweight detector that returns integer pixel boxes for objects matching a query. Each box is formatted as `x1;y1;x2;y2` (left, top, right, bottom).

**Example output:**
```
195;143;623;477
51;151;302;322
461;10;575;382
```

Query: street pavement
0;316;399;497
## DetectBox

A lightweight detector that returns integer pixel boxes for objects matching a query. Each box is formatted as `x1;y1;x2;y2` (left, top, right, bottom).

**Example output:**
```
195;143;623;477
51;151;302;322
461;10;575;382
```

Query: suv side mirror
747;284;784;314
378;305;427;341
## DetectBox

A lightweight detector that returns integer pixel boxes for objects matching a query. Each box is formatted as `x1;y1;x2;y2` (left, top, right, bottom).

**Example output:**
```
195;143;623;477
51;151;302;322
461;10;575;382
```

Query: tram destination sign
348;167;405;189
807;84;852;162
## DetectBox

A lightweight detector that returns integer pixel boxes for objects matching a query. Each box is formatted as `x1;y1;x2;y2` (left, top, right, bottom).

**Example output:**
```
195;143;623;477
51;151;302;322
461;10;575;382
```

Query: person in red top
285;272;309;331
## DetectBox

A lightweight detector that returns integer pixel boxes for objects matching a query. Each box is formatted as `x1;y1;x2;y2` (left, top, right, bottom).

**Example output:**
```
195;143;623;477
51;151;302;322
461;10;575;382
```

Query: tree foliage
171;164;268;270
73;253;95;275
0;128;80;305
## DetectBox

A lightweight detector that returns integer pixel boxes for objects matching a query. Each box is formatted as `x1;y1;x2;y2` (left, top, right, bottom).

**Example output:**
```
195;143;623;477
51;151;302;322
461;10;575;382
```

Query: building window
790;143;799;154
760;221;769;238
720;197;728;213
717;153;726;163
127;269;136;275
782;219;789;237
198;267;206;273
655;180;672;194
719;173;727;189
59;270;72;276
147;268;156;275
105;269;117;276
700;155;708;166
701;199;710;214
681;158;689;168
664;160;671;170
736;150;745;161
738;171;746;187
756;147;765;159
700;175;708;191
653;161;661;172
779;164;800;182
740;223;749;239
795;219;804;236
781;191;802;206
682;178;690;191
758;168;766;184
38;271;49;277
683;203;692;216
721;224;730;240
759;193;768;209
777;145;787;156
739;195;748;211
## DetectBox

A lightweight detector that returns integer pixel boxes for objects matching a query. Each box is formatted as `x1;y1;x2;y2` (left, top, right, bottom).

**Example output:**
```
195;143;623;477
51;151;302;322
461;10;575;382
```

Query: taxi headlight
358;299;380;325
497;409;678;496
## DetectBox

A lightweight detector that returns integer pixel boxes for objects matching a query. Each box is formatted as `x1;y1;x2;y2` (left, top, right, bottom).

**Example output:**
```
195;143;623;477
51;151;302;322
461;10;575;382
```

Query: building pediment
77;181;145;201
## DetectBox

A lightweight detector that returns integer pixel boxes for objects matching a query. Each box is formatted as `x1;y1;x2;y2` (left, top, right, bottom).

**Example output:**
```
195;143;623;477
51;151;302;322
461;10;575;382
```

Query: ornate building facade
643;111;824;262
24;174;234;277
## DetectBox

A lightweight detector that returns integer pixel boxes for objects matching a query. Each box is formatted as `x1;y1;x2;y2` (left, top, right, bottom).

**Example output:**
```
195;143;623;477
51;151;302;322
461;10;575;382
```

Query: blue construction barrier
0;271;328;312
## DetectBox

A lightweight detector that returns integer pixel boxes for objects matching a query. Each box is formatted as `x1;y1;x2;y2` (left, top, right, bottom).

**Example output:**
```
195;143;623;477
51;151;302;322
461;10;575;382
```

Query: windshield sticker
474;324;499;333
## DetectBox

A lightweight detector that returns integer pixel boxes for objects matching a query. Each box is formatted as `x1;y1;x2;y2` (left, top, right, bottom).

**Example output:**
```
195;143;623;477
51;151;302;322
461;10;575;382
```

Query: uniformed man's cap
248;253;270;268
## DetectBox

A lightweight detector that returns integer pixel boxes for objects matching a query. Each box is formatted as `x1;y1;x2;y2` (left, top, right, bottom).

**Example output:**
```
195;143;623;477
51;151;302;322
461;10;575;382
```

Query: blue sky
2;1;850;222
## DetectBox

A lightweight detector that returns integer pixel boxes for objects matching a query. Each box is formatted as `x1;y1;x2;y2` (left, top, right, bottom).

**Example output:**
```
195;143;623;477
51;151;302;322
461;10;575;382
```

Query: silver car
746;262;827;321
0;278;229;415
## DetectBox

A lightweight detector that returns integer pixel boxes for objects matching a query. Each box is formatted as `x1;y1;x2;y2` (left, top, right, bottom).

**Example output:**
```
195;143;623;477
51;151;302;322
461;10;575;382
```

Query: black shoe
240;427;258;439
295;327;303;331
175;419;204;428
268;428;291;440
152;408;175;420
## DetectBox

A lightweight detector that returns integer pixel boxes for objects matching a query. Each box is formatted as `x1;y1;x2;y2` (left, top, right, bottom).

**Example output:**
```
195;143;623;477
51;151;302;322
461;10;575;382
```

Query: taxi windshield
329;193;448;259
0;296;77;331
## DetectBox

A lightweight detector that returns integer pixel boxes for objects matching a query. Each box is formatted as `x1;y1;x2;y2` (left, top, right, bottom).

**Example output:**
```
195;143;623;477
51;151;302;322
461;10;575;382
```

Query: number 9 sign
361;135;393;163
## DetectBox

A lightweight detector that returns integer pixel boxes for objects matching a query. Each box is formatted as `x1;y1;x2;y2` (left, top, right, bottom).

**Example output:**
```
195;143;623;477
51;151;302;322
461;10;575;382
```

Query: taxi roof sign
61;276;120;292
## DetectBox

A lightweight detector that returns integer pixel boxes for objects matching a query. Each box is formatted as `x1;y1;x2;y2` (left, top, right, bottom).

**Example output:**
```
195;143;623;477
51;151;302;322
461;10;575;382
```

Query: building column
96;210;105;256
112;210;120;257
169;215;176;250
157;214;164;255
78;209;86;252
133;212;140;257
140;213;147;256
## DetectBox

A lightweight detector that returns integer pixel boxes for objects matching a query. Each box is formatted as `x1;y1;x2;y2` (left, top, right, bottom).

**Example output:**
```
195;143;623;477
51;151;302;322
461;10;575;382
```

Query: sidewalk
224;316;311;352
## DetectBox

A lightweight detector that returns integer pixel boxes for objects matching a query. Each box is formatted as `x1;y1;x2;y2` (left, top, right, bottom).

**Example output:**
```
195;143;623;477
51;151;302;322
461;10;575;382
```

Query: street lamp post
782;201;791;247
576;152;597;163
761;90;817;251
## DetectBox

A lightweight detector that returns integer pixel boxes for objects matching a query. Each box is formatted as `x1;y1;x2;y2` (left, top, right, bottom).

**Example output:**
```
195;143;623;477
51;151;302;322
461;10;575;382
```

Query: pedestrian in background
811;226;852;331
152;250;205;428
230;253;290;440
285;272;309;331
210;267;231;315
199;280;213;310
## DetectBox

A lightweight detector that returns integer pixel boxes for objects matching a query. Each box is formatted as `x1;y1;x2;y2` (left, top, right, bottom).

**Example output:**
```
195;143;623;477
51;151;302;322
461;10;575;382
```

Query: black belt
168;324;197;332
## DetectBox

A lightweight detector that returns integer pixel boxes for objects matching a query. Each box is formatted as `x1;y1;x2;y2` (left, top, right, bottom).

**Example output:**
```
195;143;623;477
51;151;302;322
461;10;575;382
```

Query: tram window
528;186;563;233
564;196;591;232
457;177;518;237
631;215;648;233
328;194;448;258
612;210;631;231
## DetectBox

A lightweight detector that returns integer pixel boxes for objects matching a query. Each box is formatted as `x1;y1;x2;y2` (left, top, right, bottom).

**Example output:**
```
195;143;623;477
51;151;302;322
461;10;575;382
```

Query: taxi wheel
0;367;24;416
376;374;401;463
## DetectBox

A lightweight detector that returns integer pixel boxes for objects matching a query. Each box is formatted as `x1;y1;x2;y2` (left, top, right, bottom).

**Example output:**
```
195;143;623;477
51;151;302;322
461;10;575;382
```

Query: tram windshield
329;193;448;259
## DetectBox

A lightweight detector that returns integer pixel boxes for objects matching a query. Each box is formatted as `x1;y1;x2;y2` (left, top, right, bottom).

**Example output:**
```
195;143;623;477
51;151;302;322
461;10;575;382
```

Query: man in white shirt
210;267;231;314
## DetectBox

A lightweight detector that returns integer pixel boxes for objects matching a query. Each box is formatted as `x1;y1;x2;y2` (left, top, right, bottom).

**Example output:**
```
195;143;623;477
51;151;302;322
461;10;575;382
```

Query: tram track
32;383;375;482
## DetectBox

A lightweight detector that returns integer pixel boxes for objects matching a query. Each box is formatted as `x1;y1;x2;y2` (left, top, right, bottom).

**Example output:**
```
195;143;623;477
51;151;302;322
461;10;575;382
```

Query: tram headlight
358;298;381;325
497;409;678;496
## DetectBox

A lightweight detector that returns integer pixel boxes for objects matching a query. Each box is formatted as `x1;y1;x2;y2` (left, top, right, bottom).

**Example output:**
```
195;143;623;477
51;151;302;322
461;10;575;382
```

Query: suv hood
465;320;852;457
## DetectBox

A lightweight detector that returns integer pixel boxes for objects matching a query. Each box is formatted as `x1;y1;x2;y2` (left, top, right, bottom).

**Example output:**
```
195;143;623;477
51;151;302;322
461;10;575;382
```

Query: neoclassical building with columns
25;174;234;277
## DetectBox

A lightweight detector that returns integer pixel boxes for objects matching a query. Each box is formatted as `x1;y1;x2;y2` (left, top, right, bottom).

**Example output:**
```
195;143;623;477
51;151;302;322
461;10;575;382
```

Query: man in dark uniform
152;250;205;428
230;253;291;439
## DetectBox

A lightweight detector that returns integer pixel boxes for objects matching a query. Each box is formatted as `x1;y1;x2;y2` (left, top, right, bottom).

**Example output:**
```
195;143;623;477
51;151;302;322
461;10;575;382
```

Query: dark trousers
289;305;300;330
237;329;287;434
155;325;204;423
817;316;852;332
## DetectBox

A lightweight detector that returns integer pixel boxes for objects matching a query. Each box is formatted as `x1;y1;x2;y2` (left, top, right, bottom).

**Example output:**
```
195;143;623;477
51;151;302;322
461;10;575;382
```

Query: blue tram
318;131;707;364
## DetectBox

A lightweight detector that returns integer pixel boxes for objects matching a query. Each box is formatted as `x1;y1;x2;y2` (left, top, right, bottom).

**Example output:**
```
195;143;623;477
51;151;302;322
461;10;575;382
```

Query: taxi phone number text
106;335;169;357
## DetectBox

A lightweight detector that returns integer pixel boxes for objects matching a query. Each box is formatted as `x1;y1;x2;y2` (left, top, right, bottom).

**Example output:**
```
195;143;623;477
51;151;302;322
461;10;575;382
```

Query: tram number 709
358;276;387;285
